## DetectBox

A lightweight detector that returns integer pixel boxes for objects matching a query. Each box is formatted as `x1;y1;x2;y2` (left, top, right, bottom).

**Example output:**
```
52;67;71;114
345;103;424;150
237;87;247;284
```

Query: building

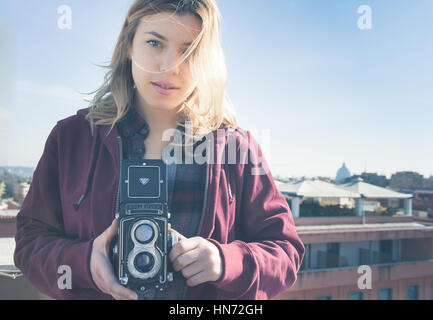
422;177;433;190
390;172;424;190
359;172;388;188
275;215;433;300
1;199;21;210
278;178;361;218
335;163;351;183
0;181;5;199
389;190;433;214
13;182;30;204
0;209;18;237
278;178;412;219
0;206;50;299
274;179;433;300
337;178;413;217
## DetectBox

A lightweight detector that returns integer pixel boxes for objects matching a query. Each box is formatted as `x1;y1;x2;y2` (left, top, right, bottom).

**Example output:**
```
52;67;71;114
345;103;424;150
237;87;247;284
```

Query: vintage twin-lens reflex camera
110;158;177;296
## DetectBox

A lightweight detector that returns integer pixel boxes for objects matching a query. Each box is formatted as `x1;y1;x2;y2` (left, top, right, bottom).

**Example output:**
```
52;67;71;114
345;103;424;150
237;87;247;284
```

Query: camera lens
134;252;155;273
134;224;154;244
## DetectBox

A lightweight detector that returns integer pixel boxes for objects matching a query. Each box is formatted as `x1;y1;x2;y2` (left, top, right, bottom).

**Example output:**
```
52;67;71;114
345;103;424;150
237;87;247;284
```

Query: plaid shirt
115;101;206;299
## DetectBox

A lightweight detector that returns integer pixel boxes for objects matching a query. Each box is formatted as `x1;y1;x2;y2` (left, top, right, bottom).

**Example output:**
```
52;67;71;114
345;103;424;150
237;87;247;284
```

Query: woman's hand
168;229;223;287
90;219;138;300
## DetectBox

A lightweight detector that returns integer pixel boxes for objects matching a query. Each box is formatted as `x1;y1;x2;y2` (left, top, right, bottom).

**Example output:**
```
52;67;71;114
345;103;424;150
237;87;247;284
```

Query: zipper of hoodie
113;136;123;218
224;138;234;203
197;160;210;239
226;164;233;203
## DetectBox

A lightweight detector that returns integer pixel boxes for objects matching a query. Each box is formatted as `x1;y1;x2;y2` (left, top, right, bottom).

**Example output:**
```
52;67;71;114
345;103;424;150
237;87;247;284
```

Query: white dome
335;162;351;182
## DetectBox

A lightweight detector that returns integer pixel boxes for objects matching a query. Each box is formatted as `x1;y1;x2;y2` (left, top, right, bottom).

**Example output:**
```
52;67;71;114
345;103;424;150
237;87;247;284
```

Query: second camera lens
134;252;155;273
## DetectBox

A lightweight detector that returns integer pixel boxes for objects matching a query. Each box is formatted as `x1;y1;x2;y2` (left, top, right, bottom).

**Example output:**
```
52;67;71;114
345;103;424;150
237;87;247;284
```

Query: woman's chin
148;103;181;112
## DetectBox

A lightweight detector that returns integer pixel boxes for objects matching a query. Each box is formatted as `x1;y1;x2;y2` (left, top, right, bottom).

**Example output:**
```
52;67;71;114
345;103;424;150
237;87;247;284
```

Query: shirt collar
117;95;149;139
116;93;190;140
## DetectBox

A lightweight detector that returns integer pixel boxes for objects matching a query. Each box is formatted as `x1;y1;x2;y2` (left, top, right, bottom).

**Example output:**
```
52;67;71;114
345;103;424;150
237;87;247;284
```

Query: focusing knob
167;272;173;282
112;243;118;255
169;231;178;247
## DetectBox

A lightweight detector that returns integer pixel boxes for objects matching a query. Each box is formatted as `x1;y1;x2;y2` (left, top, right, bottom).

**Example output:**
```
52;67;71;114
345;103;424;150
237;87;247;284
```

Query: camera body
110;158;177;296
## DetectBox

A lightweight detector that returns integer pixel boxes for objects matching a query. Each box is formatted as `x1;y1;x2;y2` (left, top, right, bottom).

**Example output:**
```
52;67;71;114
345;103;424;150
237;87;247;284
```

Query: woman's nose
160;51;182;74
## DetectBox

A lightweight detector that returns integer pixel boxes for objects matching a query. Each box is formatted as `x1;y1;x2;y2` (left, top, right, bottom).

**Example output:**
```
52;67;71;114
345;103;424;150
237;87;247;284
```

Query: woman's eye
146;41;189;58
147;40;161;48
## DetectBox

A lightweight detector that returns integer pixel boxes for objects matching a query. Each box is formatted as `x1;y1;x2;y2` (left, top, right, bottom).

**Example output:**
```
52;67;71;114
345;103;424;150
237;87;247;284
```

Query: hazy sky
1;0;432;179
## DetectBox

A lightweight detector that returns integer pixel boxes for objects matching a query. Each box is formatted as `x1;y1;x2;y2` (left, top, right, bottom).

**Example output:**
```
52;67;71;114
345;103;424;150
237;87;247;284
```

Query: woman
14;0;305;300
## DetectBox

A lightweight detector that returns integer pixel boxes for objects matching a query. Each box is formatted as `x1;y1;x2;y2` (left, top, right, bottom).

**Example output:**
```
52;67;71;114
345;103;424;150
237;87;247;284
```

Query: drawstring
226;162;233;203
224;132;234;204
73;124;101;211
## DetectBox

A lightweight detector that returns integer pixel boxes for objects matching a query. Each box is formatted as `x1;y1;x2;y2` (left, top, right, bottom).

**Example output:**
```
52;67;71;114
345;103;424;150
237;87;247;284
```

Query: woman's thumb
104;218;118;240
169;227;187;241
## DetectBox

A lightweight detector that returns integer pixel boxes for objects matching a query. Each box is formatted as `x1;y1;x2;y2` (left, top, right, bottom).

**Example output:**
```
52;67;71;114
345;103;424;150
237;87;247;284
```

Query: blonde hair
85;0;237;143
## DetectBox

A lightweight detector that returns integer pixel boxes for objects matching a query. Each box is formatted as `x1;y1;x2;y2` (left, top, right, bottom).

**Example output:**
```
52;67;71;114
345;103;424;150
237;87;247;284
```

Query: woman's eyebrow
143;31;192;46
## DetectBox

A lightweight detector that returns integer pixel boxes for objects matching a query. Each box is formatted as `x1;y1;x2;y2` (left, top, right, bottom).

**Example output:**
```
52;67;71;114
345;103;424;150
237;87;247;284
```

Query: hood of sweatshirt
72;107;105;211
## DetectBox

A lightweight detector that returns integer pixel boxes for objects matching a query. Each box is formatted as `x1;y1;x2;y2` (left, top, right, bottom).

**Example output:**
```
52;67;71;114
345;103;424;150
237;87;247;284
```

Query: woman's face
128;12;202;113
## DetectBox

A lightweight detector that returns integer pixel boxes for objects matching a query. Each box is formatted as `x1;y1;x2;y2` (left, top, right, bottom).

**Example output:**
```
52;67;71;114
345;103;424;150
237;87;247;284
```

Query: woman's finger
172;247;201;271
168;227;187;241
179;259;204;279
186;270;208;287
169;237;200;263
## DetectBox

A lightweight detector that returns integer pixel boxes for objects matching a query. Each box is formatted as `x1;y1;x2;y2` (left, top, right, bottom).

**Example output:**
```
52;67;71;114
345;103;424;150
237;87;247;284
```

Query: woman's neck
134;93;183;137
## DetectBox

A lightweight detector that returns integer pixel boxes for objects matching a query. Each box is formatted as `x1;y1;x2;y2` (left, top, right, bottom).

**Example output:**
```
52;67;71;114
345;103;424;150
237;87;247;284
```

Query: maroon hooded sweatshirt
13;107;305;300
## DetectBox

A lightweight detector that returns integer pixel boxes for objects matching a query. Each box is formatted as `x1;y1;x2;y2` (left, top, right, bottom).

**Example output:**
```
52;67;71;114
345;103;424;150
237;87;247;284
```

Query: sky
0;0;432;179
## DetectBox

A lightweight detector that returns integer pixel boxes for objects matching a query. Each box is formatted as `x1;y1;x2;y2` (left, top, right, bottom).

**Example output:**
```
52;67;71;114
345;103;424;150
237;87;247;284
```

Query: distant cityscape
274;163;433;219
272;163;433;300
275;162;433;191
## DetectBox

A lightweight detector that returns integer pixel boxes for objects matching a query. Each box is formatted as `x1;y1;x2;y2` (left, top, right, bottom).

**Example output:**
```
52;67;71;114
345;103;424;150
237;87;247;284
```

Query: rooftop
0;210;19;218
339;178;412;199
0;209;19;221
278;179;361;198
296;221;430;232
0;237;21;279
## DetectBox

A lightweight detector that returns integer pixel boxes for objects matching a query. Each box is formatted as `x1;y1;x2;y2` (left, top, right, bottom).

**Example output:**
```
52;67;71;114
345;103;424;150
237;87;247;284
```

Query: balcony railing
300;256;431;272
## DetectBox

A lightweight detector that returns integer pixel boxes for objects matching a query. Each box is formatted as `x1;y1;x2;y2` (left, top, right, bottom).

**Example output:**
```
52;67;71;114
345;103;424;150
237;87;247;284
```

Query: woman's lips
151;82;179;96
